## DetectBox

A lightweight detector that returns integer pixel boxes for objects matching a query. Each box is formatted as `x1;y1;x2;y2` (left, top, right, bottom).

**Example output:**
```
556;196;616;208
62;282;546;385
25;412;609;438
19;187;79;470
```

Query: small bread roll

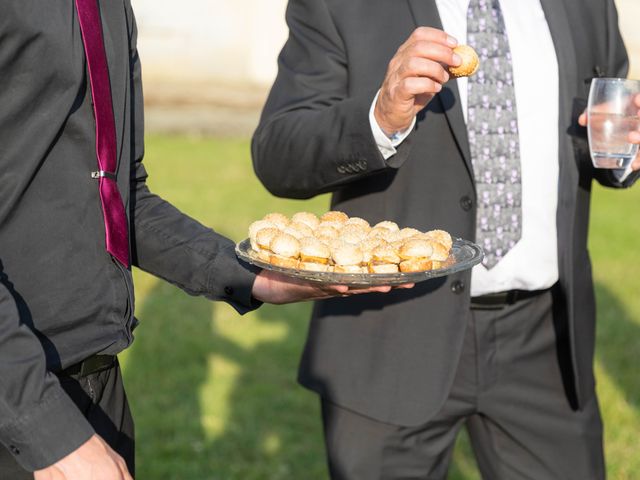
359;237;386;263
428;241;450;262
249;220;277;250
399;258;434;272
373;220;400;232
255;227;280;251
398;239;434;261
320;211;349;225
299;237;331;265
423;229;453;252
339;224;369;244
263;212;290;229
448;45;479;78
269;254;299;269
367;226;393;241
334;264;366;273
345;217;371;230
270;232;300;258
292;211;320;230
331;243;363;268
368;263;399;274
289;221;315;237
370;244;401;265
298;261;331;272
398;227;422;240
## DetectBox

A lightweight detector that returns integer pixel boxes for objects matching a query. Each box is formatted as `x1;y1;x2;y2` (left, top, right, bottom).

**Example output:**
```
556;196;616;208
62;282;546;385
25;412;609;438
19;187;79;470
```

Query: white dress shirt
370;0;562;296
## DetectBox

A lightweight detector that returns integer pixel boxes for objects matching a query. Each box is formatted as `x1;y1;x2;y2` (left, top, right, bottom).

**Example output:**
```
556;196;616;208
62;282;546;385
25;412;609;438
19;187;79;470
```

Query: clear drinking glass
587;77;640;169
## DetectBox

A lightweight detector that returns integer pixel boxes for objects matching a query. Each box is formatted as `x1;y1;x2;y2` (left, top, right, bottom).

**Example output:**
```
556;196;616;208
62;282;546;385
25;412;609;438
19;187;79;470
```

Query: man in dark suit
252;0;640;477
0;2;400;479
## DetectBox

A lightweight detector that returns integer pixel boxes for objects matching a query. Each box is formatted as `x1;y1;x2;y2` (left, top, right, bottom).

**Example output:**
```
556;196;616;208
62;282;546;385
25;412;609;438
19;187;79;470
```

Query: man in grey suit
252;0;640;477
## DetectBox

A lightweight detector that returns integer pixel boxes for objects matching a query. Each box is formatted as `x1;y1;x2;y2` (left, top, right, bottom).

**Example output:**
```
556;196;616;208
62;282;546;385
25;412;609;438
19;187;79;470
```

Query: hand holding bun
448;45;479;78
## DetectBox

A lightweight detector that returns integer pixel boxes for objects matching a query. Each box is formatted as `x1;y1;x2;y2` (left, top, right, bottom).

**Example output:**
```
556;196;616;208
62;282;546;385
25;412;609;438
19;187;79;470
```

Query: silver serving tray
235;238;483;286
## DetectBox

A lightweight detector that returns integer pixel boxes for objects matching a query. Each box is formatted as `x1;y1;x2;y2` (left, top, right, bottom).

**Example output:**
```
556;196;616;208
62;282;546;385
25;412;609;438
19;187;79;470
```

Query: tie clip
91;170;117;181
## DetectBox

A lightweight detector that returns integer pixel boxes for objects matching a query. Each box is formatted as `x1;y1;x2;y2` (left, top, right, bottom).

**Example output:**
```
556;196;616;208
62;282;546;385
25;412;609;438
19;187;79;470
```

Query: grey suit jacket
252;0;638;426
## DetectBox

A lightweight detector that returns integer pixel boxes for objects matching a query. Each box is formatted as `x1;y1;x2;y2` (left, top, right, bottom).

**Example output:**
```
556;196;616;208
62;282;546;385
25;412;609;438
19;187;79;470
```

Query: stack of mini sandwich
247;211;453;273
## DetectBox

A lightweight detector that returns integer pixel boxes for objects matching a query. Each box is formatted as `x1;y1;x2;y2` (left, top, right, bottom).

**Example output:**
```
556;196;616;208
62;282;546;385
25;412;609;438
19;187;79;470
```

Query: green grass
121;135;640;479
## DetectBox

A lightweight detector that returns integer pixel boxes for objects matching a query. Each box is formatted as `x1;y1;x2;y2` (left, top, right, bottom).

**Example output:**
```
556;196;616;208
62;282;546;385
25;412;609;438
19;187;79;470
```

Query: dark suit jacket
252;0;639;426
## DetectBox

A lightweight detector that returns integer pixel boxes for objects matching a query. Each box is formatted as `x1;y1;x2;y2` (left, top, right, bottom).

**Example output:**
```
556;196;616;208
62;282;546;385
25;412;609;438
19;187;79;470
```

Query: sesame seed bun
291;212;320;230
368;262;399;274
255;227;280;251
263;212;290;229
331;243;363;267
399;258;434;272
373;220;400;232
269;232;300;258
299;237;331;264
423;230;453;252
371;244;401;265
345;217;371;229
398;239;434;261
269;254;299;269
298;261;331;272
320;211;349;224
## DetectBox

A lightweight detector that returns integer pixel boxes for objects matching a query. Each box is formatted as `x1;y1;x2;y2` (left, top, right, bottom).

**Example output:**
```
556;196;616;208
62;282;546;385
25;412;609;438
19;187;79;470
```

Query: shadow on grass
594;281;640;410
124;278;638;479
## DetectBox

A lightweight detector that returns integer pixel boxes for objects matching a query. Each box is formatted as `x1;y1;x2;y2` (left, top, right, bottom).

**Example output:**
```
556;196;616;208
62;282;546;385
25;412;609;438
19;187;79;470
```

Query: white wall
132;0;288;87
132;0;639;90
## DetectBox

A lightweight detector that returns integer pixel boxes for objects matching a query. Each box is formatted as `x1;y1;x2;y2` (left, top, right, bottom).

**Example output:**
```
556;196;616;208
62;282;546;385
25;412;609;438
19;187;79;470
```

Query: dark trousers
322;290;605;479
0;359;134;479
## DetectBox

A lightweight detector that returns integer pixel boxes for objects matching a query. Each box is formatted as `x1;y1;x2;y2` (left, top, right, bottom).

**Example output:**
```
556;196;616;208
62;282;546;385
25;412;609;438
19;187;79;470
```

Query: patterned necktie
467;0;522;269
75;0;130;267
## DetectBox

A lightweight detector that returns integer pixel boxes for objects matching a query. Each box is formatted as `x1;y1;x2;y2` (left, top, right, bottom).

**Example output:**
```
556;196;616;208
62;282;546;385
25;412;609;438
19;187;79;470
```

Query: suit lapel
406;0;473;178
539;0;579;190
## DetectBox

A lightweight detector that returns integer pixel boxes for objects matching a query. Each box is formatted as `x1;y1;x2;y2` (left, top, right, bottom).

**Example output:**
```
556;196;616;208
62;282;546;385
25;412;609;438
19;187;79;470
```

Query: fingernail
447;35;458;46
453;54;462;65
435;83;443;92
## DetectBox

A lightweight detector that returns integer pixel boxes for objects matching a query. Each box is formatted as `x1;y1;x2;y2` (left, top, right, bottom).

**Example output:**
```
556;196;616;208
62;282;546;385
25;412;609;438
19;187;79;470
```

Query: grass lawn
121;135;640;479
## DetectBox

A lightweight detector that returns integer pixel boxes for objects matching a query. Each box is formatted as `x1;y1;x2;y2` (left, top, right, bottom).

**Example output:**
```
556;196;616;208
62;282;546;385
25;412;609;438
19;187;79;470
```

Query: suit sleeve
251;0;413;200
124;4;261;313
594;0;639;188
0;282;94;471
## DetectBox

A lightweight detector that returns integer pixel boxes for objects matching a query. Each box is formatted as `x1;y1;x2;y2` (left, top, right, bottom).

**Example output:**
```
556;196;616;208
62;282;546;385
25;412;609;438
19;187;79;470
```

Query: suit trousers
321;289;605;480
0;359;134;479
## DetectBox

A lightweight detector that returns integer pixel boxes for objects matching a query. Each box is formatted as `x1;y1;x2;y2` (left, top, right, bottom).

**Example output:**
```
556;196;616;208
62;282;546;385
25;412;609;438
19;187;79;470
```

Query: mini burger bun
320;211;349;225
399;258;434;272
368;263;399;274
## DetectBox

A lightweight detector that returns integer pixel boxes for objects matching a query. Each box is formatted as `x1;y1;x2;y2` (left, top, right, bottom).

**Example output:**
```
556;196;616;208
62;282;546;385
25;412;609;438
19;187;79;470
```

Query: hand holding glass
587;78;640;169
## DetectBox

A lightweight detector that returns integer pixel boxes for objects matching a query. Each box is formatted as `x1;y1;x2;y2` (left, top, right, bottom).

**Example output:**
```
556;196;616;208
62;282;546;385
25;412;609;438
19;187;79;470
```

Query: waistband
470;288;548;310
58;354;117;378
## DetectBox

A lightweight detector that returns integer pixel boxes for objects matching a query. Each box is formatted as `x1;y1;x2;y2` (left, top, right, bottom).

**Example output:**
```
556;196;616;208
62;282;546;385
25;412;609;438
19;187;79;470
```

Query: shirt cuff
0;386;94;471
369;90;416;160
205;243;263;314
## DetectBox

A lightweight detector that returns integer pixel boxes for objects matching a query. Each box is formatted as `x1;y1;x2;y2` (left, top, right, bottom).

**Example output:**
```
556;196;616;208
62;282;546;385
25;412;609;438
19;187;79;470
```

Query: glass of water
587;77;640;169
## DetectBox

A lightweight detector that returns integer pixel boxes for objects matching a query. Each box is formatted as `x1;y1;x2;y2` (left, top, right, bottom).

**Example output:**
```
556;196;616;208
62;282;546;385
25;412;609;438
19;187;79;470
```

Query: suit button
451;281;465;294
359;160;368;170
337;165;346;174
460;196;473;211
345;164;355;173
9;445;20;455
224;286;234;296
